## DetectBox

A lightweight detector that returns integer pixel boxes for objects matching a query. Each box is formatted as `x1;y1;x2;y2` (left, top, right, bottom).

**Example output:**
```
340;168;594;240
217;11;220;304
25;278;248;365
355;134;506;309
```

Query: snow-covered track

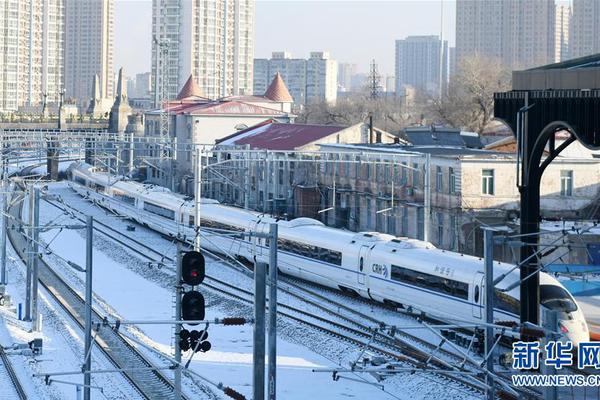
6;189;190;400
0;346;27;400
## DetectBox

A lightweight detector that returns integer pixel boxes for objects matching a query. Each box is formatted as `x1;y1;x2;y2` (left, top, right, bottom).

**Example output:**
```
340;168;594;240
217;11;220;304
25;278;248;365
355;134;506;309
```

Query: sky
115;0;457;77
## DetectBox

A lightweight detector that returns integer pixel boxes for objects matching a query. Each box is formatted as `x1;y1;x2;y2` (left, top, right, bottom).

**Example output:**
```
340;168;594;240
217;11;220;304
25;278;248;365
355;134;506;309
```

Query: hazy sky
115;0;457;77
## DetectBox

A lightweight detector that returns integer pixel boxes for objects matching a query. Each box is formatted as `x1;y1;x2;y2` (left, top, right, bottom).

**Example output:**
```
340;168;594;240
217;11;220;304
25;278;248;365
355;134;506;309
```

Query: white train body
69;163;589;345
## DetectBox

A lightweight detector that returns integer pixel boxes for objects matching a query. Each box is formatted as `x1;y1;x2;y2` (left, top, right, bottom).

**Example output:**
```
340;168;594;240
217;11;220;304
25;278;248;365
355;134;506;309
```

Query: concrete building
135;72;152;98
455;0;555;69
253;51;337;105
395;36;448;96
337;62;357;93
151;0;254;102
555;4;571;62
571;0;600;59
65;0;114;110
0;0;65;112
385;76;395;94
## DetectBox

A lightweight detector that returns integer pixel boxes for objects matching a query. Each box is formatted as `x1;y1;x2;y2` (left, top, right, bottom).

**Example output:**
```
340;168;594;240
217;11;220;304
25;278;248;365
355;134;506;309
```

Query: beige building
0;0;65;112
65;0;114;109
571;0;600;59
455;0;555;69
152;0;255;103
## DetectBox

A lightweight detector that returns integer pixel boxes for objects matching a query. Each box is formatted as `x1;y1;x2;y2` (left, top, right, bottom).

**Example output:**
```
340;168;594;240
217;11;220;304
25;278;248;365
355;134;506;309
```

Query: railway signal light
181;290;205;324
189;329;211;353
179;329;191;351
181;251;205;286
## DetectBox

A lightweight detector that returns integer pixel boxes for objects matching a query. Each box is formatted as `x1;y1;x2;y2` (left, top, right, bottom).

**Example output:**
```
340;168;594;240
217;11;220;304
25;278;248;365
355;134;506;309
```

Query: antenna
368;59;381;100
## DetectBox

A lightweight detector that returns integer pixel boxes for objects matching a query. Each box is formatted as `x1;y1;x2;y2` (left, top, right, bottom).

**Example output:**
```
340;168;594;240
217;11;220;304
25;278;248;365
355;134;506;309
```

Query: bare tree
427;55;511;133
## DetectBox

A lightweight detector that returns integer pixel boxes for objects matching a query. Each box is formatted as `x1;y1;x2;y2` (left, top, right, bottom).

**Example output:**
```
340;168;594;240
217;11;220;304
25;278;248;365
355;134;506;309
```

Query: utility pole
423;154;431;243
31;186;40;331
483;229;495;400
25;187;33;321
253;260;267;400
268;224;278;400
1;171;7;285
83;216;93;400
174;244;182;400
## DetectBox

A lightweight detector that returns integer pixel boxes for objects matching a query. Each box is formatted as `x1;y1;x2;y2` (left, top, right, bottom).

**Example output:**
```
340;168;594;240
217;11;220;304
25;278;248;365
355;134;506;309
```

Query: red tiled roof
218;122;347;150
154;100;287;116
264;73;293;102
177;75;204;100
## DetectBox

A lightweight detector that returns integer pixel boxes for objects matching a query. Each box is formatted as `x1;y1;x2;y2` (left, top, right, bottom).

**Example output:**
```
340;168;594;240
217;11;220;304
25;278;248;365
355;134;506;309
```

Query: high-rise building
0;0;65;112
253;51;337;105
455;0;555;69
395;35;448;96
555;5;571;62
571;0;600;59
385;76;395;94
151;0;255;102
135;72;152;98
65;0;114;109
338;63;357;92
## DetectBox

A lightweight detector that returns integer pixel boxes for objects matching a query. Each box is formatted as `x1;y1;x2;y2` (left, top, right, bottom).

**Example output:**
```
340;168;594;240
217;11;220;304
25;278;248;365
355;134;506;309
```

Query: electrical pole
174;244;182;400
25;187;33;321
194;147;201;252
423;154;431;243
1;172;7;285
253;260;267;400
483;229;495;400
268;224;278;400
31;186;40;331
83;216;93;400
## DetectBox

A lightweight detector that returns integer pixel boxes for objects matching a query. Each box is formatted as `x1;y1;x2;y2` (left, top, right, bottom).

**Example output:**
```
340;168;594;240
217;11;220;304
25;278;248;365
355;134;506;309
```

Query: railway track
44;190;542;399
0;346;27;400
6;189;192;400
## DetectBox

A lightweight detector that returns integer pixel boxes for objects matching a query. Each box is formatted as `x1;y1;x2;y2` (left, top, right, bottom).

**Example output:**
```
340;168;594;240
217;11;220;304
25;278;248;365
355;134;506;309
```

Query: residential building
253;51;337;105
135;72;152;98
151;0;255;102
448;47;457;77
385;76;395;94
337;63;357;93
555;4;571;62
395;36;448;96
571;0;600;59
455;0;555;69
65;0;114;110
0;0;65;112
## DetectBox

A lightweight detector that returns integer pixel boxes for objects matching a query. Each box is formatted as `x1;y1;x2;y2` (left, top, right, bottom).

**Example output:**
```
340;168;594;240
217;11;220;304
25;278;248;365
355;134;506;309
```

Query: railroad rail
44;189;542;398
0;346;27;400
6;188;192;400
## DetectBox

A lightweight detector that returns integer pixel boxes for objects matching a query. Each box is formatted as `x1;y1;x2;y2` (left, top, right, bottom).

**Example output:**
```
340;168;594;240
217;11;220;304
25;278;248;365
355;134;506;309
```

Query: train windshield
540;285;578;313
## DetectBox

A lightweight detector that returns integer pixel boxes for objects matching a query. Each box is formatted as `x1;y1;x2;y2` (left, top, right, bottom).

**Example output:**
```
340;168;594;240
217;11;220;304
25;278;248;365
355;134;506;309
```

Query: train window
189;215;194;227
474;285;479;303
359;257;363;271
113;191;135;205
74;176;86;186
391;265;469;300
143;202;175;220
540;285;578;313
494;290;520;315
277;238;342;266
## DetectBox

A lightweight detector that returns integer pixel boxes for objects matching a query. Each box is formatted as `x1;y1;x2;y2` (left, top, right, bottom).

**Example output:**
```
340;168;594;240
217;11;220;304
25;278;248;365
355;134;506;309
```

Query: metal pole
483;229;495;400
128;132;134;175
194;147;201;252
25;187;33;321
83;216;93;400
423;153;431;243
268;224;278;400
244;146;250;210
31;186;40;331
541;309;558;400
253;260;267;400
174;243;182;400
1;178;7;285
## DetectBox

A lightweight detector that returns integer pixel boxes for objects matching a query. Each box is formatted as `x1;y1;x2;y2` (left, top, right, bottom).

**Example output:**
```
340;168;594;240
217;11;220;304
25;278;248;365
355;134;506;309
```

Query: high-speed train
68;162;589;345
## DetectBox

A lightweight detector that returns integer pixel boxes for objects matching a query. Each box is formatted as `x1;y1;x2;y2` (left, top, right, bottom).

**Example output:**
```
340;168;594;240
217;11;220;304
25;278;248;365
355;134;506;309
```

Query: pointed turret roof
264;73;293;102
177;75;204;100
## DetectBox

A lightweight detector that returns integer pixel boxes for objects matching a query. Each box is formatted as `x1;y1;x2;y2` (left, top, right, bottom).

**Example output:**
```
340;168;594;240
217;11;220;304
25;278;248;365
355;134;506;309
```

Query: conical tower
109;68;132;132
87;74;102;117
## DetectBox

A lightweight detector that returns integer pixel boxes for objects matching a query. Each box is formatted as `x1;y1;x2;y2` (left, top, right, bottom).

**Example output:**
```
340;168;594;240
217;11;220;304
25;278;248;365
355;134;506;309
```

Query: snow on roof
217;122;347;150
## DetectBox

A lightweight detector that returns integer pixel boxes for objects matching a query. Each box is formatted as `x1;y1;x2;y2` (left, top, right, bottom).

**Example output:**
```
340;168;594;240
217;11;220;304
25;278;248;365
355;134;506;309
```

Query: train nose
560;319;589;347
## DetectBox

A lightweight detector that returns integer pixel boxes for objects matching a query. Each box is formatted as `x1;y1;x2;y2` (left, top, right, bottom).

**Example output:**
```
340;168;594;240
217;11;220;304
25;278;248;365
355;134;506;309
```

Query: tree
428;55;511;134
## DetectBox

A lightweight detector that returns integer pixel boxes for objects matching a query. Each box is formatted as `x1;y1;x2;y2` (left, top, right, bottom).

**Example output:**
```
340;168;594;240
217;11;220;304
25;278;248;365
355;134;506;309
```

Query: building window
417;208;424;240
401;161;407;184
412;163;419;188
481;169;494;195
449;167;456;194
435;166;443;192
401;207;408;235
437;212;444;245
449;215;456;250
560;170;573;196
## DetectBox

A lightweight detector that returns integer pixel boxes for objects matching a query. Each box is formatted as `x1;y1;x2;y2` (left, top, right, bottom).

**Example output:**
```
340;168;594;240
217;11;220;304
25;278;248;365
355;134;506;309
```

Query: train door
472;272;484;318
357;245;370;285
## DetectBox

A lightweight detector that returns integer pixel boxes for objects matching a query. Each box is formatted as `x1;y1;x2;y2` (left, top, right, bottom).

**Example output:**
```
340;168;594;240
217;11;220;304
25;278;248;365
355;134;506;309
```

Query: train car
68;162;589;345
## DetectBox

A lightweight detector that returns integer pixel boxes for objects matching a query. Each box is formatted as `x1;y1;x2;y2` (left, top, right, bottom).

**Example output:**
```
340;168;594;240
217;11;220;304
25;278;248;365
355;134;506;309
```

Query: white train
69;163;589;345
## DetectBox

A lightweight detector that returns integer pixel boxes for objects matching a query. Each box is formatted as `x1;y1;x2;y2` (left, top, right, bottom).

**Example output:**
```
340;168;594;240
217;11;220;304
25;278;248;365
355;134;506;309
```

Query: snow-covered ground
1;182;480;399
